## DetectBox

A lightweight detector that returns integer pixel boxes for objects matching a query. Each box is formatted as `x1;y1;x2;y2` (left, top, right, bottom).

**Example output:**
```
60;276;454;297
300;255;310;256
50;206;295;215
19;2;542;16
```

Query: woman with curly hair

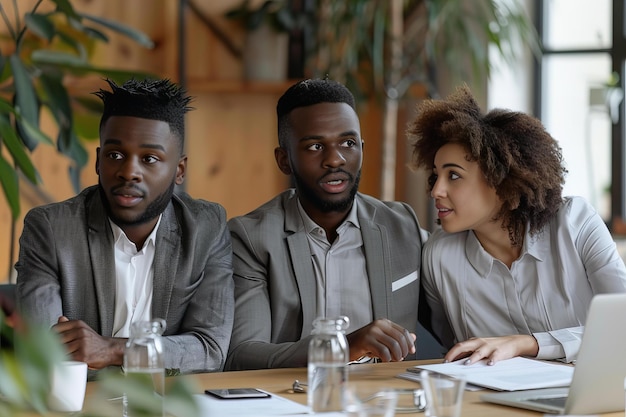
408;86;626;365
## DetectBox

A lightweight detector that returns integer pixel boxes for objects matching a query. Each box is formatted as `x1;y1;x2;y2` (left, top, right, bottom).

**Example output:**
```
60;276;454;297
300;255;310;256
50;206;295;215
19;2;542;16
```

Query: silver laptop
481;293;626;415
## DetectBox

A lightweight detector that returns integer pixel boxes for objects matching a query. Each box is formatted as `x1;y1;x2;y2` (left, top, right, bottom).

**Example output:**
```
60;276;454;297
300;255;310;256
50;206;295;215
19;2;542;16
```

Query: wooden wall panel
182;1;244;83
1;0;420;282
185;91;289;218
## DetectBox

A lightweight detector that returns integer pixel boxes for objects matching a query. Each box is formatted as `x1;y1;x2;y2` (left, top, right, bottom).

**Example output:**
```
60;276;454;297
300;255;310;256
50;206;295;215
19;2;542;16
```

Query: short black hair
276;79;356;147
94;78;193;152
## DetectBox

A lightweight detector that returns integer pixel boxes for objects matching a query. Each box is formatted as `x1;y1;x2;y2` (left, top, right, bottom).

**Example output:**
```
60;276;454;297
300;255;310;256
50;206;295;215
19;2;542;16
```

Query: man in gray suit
16;79;234;375
225;79;427;370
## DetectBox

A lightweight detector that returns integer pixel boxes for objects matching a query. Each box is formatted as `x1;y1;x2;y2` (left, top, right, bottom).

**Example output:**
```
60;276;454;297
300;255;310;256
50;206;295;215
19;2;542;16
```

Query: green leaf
81;25;109;43
31;49;87;66
80;13;154;48
50;0;81;21
0;63;10;84
0;154;19;220
15;325;66;413
163;378;201;417
0;97;15;114
39;73;72;130
14;115;54;146
97;370;201;417
31;50;155;83
55;30;88;60
0;114;39;184
58;130;88;188
24;13;55;41
9;54;39;150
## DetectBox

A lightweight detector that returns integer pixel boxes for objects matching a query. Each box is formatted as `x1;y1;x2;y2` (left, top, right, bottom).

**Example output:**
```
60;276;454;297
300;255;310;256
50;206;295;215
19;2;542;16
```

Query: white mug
47;360;88;412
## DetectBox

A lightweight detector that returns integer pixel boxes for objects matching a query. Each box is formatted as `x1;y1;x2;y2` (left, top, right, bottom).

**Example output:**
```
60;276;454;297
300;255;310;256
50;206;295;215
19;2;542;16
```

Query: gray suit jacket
16;185;234;374
225;189;425;370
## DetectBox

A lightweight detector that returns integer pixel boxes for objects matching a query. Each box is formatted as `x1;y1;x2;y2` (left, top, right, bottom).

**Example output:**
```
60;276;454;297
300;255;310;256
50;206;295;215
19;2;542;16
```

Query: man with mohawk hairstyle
16;78;234;376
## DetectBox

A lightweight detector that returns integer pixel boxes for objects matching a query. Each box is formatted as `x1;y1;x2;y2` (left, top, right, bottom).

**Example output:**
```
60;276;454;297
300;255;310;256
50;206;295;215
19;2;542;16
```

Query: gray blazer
225;189;424;370
16;185;234;374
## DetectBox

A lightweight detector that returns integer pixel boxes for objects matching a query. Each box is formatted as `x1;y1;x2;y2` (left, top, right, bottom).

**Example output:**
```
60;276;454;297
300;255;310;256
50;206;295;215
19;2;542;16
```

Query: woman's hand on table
444;334;539;365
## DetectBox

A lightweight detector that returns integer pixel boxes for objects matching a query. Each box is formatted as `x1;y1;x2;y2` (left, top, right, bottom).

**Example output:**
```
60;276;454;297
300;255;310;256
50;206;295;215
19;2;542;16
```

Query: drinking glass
420;370;466;417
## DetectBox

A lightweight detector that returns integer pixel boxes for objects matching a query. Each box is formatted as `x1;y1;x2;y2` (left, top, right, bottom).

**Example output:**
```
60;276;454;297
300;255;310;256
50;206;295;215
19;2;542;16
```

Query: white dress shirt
110;216;162;337
422;196;626;362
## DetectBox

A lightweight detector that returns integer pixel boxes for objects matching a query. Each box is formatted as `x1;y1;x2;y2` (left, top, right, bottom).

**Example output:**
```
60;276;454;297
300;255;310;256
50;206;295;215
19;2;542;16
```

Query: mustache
111;183;146;197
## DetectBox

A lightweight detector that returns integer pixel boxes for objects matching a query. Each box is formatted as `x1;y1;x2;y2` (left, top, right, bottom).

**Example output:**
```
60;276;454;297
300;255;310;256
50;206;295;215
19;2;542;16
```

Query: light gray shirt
422;196;626;362
297;200;373;332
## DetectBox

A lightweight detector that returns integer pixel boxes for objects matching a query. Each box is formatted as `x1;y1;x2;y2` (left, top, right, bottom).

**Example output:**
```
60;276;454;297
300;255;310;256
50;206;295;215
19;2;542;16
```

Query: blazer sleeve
15;207;64;327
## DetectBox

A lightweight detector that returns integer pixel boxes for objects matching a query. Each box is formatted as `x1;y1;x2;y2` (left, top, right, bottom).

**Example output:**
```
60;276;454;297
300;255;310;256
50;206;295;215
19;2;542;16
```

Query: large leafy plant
0;0;154;221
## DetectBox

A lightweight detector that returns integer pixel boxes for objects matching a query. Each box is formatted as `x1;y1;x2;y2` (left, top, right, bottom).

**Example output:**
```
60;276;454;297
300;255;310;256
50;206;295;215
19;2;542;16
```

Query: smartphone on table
205;388;271;400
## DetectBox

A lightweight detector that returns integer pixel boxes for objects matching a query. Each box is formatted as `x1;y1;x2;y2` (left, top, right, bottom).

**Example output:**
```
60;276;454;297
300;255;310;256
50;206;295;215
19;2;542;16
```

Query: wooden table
79;360;623;416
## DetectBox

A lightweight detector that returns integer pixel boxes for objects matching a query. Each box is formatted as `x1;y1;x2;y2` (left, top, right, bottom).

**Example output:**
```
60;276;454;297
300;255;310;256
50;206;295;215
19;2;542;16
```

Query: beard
99;180;175;227
293;169;361;213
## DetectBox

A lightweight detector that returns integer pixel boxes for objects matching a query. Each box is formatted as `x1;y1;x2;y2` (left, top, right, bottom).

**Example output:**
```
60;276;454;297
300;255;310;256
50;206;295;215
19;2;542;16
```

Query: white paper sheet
194;390;316;416
404;357;574;391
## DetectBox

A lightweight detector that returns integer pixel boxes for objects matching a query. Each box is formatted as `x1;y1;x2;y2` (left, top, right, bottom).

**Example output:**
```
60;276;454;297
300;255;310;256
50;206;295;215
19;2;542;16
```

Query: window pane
543;0;612;50
542;53;613;220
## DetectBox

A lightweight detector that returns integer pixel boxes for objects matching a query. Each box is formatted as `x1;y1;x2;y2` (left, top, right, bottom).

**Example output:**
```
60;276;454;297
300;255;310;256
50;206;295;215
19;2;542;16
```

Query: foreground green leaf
24;13;56;41
9;55;39;150
0;155;19;220
0;114;39;183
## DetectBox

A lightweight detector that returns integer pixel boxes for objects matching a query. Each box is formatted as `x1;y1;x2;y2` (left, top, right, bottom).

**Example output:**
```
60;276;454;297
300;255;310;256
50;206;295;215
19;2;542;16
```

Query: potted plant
224;0;303;81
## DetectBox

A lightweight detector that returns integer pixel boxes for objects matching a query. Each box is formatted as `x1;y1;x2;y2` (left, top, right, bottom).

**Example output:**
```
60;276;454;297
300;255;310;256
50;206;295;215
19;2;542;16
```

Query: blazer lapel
284;194;317;337
86;191;116;336
358;196;392;319
152;202;179;322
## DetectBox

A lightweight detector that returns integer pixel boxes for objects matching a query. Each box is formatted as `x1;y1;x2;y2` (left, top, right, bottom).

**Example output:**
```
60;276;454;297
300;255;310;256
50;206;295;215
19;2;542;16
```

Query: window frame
535;0;625;225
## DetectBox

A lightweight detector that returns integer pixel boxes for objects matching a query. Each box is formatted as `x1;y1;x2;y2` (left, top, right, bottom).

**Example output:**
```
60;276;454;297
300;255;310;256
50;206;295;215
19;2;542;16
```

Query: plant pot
243;24;289;82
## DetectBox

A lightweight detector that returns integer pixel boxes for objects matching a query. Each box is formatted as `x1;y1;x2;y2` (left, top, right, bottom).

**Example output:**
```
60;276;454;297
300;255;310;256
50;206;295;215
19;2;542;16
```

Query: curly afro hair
407;85;567;246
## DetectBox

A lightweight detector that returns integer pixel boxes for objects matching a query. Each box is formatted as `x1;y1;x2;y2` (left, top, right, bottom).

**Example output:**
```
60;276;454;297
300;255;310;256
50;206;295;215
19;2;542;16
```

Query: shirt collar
296;198;361;235
109;214;162;253
466;223;544;277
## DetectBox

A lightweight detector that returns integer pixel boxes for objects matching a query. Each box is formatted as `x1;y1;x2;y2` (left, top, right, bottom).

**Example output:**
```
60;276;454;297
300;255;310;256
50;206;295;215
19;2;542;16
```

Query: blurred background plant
304;0;540;198
0;308;200;417
307;0;538;101
224;0;299;32
0;0;154;222
0;307;66;416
